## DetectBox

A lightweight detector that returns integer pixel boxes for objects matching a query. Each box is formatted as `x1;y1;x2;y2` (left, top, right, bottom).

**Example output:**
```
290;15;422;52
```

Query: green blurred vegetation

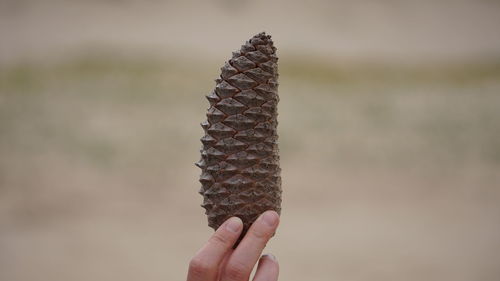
1;55;500;174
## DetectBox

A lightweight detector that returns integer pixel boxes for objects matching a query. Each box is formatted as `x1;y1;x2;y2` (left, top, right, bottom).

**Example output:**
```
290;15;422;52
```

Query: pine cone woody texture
196;32;281;243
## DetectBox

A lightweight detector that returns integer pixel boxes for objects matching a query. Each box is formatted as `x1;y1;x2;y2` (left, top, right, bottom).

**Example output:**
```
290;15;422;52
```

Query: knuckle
249;227;270;240
209;232;230;246
224;261;249;280
188;257;212;277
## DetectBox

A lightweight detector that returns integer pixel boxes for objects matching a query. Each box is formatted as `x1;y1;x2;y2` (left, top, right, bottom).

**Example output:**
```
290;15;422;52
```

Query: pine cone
196;32;281;245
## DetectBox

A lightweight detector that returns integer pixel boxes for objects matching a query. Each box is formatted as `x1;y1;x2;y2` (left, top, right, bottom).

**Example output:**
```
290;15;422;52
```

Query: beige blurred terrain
1;1;500;281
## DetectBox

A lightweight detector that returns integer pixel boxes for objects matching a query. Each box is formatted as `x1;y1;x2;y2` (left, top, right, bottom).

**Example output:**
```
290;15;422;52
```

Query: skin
187;210;280;281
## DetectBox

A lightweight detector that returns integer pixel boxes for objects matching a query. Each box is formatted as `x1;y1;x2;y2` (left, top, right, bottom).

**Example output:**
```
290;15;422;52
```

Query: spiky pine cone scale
197;32;281;244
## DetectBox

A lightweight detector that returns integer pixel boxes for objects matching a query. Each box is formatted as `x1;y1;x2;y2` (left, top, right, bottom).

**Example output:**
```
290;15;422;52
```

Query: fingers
253;254;279;281
220;211;280;281
216;249;233;280
187;217;243;281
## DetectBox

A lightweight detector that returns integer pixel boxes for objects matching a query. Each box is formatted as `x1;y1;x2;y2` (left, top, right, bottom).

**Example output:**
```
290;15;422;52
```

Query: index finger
187;217;243;281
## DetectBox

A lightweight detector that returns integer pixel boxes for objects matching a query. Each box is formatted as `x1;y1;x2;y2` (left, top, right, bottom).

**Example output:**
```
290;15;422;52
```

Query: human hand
187;210;280;281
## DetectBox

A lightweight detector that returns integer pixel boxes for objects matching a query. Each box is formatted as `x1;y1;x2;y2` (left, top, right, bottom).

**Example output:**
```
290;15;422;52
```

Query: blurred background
1;0;500;280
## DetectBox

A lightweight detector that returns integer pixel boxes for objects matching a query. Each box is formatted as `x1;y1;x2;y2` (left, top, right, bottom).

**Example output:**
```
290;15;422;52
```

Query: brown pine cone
196;32;281;245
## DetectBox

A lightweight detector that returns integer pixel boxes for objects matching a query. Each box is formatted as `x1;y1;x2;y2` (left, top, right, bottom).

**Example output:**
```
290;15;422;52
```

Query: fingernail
263;253;277;261
261;211;279;227
225;217;242;233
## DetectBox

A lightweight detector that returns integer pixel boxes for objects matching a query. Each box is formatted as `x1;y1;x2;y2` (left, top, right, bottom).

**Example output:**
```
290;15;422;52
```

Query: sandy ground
1;57;500;280
1;1;500;280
